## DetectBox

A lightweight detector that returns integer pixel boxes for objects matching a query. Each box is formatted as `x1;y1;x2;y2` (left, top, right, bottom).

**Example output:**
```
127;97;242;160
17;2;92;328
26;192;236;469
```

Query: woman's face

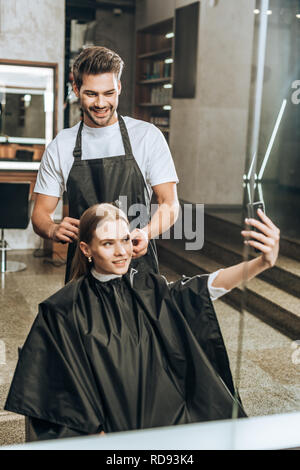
80;218;133;275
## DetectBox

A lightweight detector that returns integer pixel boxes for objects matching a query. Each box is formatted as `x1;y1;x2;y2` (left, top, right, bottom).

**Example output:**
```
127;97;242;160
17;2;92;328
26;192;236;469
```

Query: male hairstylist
32;46;179;282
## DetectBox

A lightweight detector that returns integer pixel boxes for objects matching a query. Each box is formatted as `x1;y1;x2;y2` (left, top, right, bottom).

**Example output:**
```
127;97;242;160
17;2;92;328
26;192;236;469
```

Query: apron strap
118;114;134;156
73;120;84;159
72;115;133;159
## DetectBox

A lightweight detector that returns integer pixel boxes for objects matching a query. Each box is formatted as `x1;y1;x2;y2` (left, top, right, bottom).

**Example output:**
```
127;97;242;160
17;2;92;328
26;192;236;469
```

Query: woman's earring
88;256;92;263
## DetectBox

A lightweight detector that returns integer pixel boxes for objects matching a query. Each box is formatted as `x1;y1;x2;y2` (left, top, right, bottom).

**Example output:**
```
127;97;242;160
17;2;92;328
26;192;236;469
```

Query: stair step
157;239;300;339
205;211;243;243
204;211;300;262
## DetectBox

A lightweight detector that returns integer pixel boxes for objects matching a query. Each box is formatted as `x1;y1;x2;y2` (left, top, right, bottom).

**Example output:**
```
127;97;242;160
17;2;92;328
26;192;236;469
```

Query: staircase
156;210;300;340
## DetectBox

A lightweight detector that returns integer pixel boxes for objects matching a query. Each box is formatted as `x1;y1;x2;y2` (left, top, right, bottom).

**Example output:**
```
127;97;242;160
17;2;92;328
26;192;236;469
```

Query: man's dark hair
72;46;124;90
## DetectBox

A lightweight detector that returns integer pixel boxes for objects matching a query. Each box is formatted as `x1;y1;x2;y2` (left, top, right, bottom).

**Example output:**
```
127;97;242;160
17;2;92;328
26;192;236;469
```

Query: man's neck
83;111;118;129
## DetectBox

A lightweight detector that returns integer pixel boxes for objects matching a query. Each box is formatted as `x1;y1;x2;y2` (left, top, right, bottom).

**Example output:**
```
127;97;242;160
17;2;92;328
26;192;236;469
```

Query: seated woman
5;203;280;441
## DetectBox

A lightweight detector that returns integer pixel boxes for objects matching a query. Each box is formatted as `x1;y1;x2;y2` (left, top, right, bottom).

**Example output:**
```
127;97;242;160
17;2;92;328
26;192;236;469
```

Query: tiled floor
0;251;299;446
0;250;65;412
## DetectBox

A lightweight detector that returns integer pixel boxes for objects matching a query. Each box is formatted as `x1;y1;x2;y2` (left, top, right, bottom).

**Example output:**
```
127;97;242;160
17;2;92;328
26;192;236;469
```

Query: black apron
65;115;159;283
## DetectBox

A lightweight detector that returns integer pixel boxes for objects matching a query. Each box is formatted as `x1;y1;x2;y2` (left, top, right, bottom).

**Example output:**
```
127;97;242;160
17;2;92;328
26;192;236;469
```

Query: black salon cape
5;270;246;440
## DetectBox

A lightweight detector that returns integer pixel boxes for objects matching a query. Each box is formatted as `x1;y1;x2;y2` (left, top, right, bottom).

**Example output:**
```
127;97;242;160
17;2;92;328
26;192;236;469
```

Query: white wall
136;0;255;205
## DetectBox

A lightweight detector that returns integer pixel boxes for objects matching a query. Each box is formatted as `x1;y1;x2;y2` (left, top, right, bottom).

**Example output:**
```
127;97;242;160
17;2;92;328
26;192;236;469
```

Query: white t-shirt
34;116;179;198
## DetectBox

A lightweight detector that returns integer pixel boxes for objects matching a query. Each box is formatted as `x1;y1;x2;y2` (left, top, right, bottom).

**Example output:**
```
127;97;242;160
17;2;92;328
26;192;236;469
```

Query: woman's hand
242;209;280;268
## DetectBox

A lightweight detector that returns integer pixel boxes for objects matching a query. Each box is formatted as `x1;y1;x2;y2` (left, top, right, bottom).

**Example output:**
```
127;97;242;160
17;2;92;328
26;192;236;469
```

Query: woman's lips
113;259;128;265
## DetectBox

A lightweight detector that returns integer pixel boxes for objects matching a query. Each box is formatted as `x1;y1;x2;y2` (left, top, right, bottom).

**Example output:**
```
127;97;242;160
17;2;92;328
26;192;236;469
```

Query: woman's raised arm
211;209;280;291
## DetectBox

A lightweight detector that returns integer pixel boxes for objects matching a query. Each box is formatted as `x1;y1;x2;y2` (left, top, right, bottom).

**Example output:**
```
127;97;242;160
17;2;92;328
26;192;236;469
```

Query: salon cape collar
91;267;121;283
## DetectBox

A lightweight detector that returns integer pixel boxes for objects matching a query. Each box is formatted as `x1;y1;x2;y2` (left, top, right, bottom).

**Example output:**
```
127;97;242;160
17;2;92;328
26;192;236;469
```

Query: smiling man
31;46;179;282
75;70;120;128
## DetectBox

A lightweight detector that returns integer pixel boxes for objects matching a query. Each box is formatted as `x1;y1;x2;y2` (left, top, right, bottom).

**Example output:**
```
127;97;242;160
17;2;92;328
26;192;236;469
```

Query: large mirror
0;0;299;450
0;61;57;163
237;0;300;419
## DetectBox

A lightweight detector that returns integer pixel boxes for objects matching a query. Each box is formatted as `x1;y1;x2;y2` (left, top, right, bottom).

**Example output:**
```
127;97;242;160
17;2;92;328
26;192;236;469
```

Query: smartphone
246;201;265;252
247;201;265;220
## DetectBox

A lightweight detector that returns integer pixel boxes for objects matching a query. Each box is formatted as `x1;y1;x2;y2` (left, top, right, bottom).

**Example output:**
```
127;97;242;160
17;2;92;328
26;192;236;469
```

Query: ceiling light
165;32;174;39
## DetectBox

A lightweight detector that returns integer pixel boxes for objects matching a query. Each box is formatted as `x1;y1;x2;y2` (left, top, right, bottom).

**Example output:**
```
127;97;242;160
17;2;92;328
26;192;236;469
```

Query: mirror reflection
237;0;300;418
2;93;45;140
0;63;55;163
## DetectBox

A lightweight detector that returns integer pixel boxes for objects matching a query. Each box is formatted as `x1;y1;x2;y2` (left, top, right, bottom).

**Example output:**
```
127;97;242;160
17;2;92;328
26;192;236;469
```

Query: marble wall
0;0;65;131
136;0;256;205
0;0;65;249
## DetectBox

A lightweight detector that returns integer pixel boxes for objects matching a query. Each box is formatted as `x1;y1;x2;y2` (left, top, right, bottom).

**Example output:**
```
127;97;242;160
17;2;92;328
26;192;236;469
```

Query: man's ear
73;82;80;98
118;80;122;96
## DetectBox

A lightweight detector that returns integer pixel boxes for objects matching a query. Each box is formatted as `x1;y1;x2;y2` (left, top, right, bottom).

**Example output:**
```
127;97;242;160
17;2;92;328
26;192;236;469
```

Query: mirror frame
0;58;58;143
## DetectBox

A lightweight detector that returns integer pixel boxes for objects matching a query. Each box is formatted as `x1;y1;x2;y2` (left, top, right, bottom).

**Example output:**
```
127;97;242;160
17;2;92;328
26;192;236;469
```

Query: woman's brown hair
70;203;129;281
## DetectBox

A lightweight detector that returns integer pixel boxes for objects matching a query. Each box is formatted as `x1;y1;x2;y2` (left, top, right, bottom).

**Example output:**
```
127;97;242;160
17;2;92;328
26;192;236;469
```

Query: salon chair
0;181;30;273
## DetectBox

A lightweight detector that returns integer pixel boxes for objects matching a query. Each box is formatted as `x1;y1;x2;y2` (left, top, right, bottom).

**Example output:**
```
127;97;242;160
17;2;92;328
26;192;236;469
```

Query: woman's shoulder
146;271;210;301
139;270;209;289
40;276;87;314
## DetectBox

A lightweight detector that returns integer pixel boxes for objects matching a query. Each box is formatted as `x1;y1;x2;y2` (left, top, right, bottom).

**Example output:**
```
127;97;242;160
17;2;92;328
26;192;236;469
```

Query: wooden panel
0;144;44;161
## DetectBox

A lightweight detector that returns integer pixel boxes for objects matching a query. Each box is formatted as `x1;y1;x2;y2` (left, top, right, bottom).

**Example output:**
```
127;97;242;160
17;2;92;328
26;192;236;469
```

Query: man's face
74;72;121;127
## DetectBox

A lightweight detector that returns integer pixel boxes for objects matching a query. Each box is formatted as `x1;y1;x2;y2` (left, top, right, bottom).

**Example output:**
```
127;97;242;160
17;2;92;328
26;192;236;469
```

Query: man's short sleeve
34;142;64;198
145;125;179;187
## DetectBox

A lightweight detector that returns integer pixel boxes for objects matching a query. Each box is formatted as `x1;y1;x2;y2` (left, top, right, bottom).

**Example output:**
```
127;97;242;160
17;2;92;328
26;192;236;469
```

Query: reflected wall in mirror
246;0;300;240
238;0;300;421
0;60;57;162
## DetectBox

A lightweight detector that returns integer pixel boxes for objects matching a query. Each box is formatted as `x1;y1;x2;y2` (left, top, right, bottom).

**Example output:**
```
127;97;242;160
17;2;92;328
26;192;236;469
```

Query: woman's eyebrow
99;234;130;242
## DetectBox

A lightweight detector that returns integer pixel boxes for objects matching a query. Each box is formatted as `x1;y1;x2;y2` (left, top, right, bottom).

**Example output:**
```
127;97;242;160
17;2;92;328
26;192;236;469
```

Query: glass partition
237;0;300;420
245;0;300;239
